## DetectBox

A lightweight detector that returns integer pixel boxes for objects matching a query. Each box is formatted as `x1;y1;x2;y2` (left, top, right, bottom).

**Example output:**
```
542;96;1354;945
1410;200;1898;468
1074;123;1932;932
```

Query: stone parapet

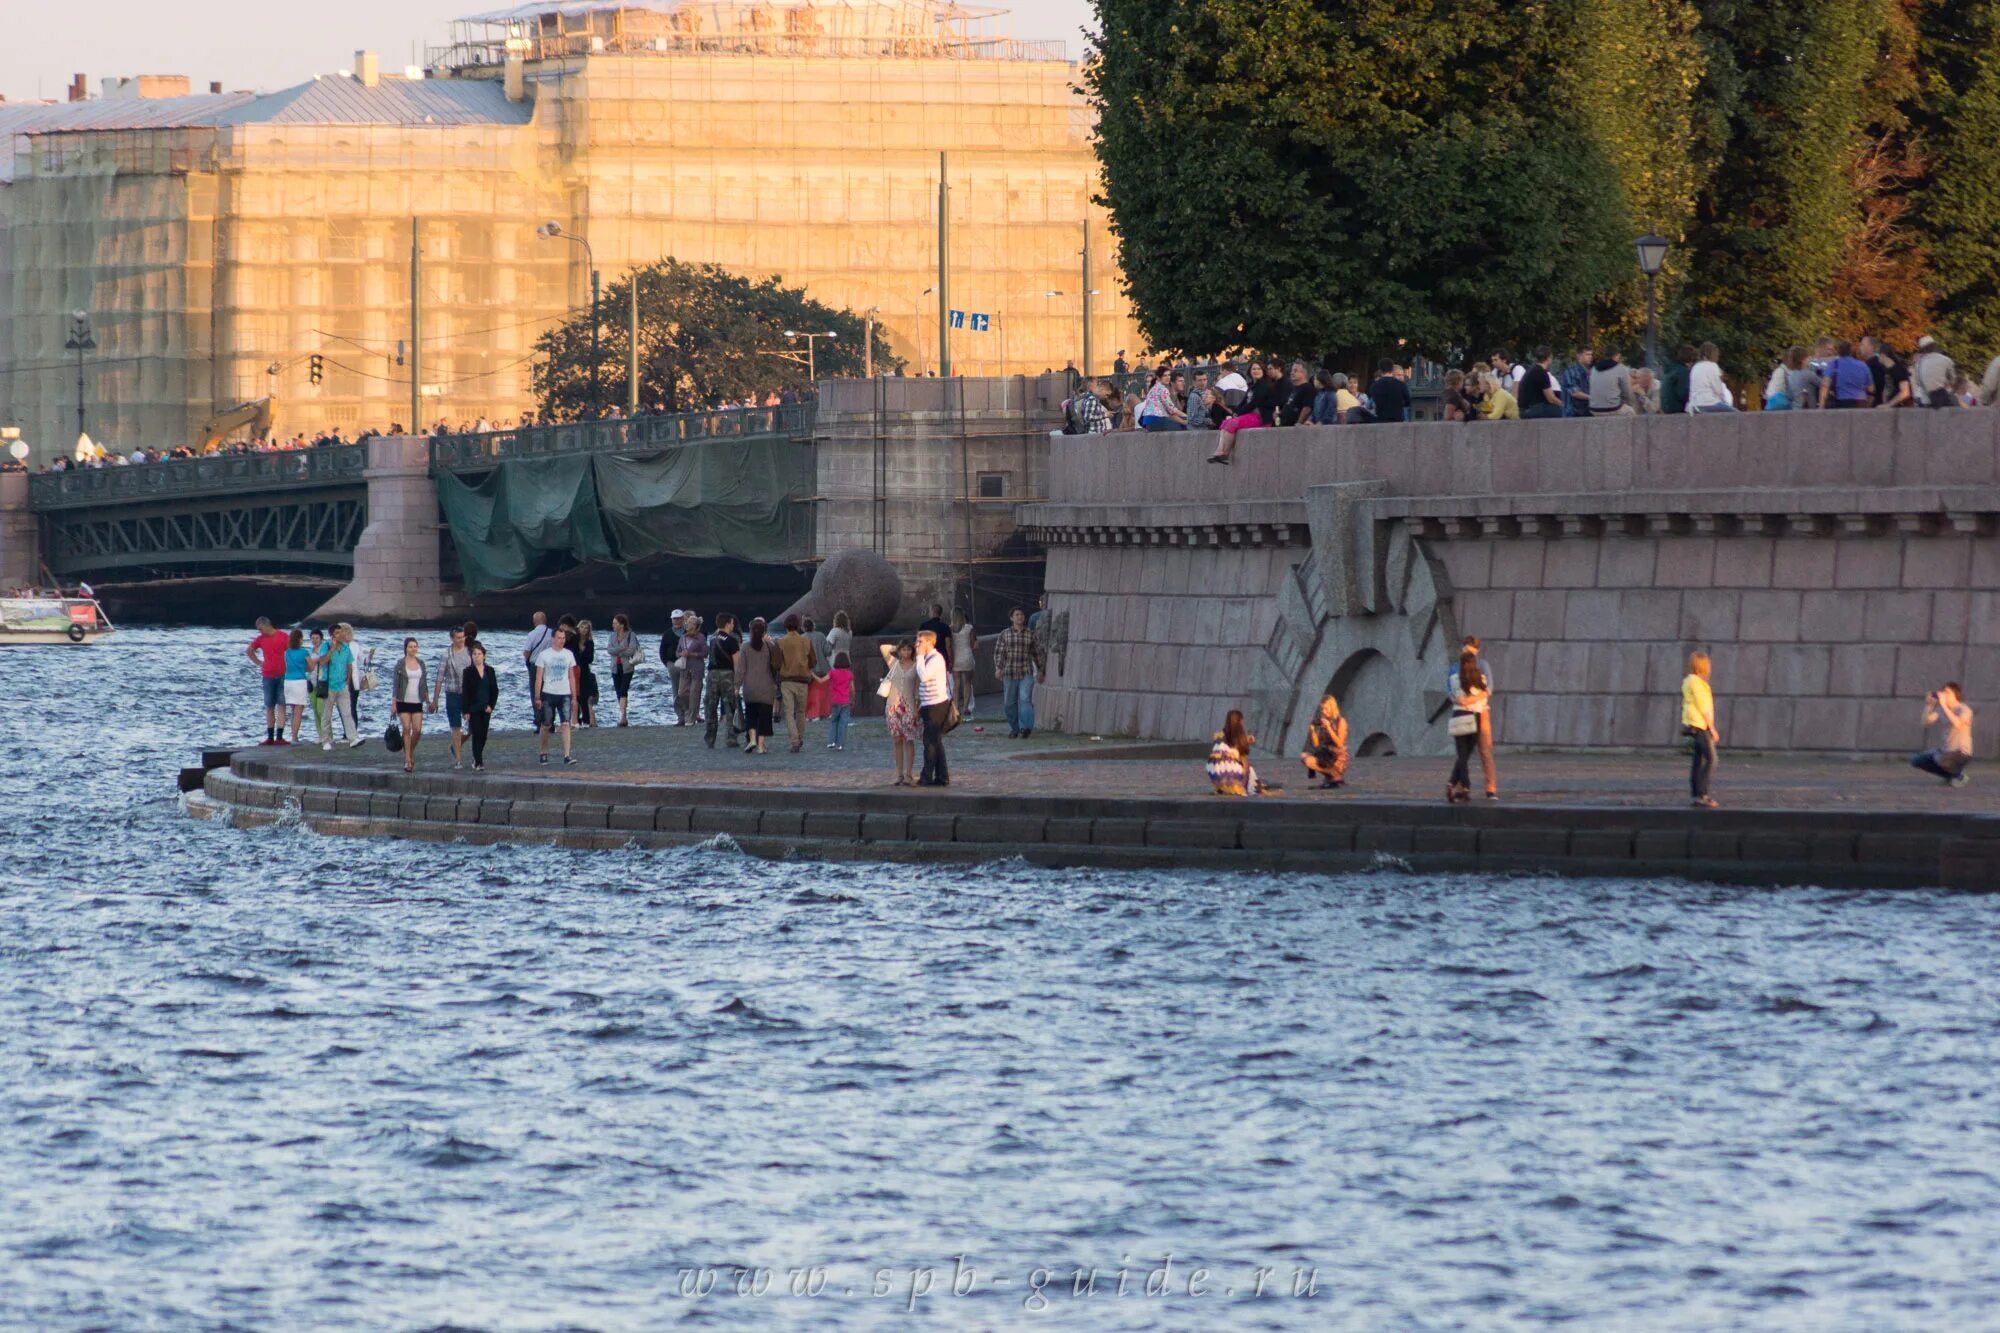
1026;411;2000;758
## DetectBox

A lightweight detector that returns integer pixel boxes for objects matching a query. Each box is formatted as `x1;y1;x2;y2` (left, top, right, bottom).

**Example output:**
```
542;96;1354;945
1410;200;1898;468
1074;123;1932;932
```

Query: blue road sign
949;309;965;329
970;313;990;332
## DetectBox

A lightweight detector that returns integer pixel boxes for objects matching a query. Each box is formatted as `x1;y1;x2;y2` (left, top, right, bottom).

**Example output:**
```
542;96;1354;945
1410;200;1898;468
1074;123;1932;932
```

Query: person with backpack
1062;381;1113;435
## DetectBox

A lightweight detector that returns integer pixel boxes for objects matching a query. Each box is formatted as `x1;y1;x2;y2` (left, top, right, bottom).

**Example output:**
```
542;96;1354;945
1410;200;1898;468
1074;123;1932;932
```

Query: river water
4;626;2000;1330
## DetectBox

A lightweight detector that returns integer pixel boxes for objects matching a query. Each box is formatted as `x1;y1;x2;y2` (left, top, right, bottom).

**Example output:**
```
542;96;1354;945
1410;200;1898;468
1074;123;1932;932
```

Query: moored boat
0;593;116;645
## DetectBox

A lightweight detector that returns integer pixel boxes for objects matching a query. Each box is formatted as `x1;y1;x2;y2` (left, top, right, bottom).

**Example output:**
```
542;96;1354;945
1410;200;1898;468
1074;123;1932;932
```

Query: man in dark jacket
1659;345;1695;414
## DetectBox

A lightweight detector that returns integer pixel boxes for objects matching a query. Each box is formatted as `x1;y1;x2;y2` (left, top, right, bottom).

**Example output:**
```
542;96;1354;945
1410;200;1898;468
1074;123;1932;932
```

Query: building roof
0;75;526;151
0;92;254;139
210;75;531;127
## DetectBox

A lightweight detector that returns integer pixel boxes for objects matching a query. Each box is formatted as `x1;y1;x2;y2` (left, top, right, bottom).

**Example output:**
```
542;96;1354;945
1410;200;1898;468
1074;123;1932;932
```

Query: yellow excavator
196;397;275;451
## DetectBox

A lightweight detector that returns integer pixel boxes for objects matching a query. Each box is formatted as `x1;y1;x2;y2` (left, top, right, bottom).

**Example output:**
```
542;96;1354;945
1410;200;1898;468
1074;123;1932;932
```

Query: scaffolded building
0;0;1136;461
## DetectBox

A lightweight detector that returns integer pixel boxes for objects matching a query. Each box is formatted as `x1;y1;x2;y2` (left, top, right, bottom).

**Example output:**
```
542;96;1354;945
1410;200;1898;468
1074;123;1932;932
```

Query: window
976;472;1006;499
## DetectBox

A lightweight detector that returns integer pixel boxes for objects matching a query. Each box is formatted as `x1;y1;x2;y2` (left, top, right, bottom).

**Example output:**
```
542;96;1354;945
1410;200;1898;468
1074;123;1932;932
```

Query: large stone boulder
779;547;902;635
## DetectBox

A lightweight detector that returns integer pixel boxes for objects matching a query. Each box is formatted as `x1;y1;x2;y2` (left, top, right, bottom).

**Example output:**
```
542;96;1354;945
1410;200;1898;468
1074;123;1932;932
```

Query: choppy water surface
4;627;2000;1330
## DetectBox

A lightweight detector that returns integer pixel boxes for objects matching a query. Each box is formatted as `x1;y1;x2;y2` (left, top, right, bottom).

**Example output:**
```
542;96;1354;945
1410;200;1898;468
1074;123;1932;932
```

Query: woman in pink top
826;652;854;751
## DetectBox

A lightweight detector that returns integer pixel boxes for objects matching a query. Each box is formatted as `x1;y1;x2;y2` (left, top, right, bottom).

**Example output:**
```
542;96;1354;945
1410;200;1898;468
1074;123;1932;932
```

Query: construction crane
196;397;276;451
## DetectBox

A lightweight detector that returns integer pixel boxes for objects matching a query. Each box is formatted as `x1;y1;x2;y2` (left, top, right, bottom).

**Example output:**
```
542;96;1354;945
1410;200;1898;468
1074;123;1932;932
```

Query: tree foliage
1087;0;1638;363
1913;0;2000;351
1091;1;1997;376
530;259;898;421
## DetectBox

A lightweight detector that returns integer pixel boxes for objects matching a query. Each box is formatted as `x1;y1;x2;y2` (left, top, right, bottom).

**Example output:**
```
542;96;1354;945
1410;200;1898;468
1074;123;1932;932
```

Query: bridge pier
0;472;38;589
313;435;467;626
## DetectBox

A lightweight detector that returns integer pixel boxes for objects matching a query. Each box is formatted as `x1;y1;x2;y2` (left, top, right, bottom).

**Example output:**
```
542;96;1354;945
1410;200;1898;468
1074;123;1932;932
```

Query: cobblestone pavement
271;709;1990;813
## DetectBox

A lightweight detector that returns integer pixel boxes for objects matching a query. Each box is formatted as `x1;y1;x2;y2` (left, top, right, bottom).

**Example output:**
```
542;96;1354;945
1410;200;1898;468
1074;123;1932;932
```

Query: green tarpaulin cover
436;440;813;593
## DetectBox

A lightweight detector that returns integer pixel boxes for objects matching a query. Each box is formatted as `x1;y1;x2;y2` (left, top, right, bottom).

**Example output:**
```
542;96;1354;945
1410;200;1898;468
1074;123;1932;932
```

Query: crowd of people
1205;635;1976;806
23;388;820;474
240;598;1052;788
1061;336;2000;457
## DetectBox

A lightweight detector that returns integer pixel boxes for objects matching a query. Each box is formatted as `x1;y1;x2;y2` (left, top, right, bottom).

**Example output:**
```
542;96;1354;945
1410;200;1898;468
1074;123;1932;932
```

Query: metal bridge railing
27;444;369;511
429;403;817;472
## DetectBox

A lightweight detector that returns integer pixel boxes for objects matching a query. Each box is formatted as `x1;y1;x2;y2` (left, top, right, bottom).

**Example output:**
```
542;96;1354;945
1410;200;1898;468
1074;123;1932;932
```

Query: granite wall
1021;410;2000;759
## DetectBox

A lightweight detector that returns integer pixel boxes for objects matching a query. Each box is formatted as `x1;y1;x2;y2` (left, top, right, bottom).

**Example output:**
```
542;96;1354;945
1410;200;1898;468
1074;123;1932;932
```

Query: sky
1;0;1097;103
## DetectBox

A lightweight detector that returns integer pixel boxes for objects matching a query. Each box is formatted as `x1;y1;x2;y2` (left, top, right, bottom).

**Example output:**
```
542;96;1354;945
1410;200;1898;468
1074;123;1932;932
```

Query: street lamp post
63;311;96;440
784;330;837;382
862;308;879;378
910;286;934;375
1634;232;1670;372
538;221;601;418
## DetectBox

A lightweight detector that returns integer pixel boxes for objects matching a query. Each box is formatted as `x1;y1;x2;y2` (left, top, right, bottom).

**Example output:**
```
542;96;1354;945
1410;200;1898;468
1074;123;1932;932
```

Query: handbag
942;697;963;733
383;722;402;751
1448;710;1479;738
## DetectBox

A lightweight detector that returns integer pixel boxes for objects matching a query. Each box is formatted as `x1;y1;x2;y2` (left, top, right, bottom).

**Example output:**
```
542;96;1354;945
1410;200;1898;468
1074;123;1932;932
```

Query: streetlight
861;307;880;378
1635;232;1670;371
62;311;95;440
538;220;601;418
784;329;837;382
910;287;934;374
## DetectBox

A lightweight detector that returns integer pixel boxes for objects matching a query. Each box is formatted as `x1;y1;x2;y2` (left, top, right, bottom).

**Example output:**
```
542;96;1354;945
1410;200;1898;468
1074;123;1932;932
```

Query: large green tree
1912;0;2000;351
531;259;897;421
1675;0;1900;366
1087;0;1639;363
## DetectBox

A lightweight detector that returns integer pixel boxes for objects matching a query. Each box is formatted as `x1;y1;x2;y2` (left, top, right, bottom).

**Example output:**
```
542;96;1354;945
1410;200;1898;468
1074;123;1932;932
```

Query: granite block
1736;591;1802;643
1862;591;1933;644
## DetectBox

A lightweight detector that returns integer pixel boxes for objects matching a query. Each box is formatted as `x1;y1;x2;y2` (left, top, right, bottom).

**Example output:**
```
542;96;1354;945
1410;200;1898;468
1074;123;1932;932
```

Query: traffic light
309;353;323;385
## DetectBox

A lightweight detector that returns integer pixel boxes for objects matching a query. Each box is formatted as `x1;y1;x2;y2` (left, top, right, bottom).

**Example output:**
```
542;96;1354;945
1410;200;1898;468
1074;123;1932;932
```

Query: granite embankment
190;724;2000;889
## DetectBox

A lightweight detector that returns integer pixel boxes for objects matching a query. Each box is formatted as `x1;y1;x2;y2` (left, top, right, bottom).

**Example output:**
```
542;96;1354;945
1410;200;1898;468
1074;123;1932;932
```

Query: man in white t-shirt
521;610;553;723
1213;362;1250;412
534;625;580;765
914;627;953;786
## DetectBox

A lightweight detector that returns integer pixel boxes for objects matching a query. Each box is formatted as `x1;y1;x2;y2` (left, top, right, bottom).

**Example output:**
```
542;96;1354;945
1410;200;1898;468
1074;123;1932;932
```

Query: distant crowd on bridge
15;387;819;474
1060;335;2000;462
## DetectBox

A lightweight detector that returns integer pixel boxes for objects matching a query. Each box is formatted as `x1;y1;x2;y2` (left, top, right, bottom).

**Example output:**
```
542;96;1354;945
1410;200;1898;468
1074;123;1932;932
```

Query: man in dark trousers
919;602;954;669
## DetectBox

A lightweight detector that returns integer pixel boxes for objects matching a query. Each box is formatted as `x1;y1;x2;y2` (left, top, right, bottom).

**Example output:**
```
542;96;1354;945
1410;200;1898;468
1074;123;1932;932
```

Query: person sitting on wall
1300;695;1349;789
1911;682;1975;788
1209;709;1281;796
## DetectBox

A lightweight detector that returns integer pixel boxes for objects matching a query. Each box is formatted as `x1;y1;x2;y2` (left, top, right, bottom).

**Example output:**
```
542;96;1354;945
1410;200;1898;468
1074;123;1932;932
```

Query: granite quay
1022;408;2000;765
190;721;2000;890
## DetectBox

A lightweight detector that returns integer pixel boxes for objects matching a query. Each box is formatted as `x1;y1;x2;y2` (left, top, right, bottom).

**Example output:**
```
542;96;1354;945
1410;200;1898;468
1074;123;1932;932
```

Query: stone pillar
0;472;39;590
312;435;467;626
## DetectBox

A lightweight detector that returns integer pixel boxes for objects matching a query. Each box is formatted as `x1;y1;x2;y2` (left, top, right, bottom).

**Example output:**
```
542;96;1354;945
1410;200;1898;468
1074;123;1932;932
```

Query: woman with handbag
1445;650;1490;804
878;639;924;785
734;617;778;756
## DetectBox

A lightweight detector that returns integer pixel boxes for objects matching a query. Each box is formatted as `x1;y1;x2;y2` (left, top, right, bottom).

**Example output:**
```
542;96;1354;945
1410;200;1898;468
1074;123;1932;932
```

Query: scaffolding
0;1;1136;465
432;0;1063;68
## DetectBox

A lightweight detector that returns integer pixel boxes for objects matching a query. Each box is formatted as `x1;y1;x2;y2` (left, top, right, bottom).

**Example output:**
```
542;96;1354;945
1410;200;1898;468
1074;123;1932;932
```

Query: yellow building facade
0;0;1138;461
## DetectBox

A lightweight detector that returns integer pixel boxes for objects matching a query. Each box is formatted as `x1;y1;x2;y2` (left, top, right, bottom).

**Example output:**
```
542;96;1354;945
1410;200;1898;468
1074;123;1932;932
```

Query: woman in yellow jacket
1682;651;1719;808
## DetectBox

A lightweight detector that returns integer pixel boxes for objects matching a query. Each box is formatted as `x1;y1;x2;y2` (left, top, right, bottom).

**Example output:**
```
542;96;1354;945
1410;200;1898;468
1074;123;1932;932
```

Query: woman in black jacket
463;642;501;772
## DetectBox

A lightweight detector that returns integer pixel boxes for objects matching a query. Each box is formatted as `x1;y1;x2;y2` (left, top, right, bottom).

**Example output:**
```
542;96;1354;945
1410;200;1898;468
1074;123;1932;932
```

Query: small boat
0;591;116;645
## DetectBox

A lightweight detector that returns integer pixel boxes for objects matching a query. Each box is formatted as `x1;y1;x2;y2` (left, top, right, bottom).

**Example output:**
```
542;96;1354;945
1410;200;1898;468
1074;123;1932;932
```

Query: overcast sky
2;0;1097;102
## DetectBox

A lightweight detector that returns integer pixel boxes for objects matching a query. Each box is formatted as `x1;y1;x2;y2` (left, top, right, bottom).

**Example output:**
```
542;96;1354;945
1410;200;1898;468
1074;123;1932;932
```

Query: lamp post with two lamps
784;330;837;383
1635;232;1671;372
63;311;96;441
537;221;601;418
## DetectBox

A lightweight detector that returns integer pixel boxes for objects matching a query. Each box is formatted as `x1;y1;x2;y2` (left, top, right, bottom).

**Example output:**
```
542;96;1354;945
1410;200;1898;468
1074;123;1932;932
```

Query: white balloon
6;440;25;461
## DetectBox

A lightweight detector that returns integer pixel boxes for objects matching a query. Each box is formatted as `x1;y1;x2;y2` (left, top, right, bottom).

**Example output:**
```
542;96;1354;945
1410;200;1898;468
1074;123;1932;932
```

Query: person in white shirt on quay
913;628;953;787
1688;341;1736;413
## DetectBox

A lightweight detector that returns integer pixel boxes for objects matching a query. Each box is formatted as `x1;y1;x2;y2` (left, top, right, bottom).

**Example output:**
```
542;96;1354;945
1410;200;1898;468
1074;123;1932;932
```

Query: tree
1562;0;1707;355
1678;0;1899;368
1911;0;2000;351
1087;0;1636;365
530;259;898;421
